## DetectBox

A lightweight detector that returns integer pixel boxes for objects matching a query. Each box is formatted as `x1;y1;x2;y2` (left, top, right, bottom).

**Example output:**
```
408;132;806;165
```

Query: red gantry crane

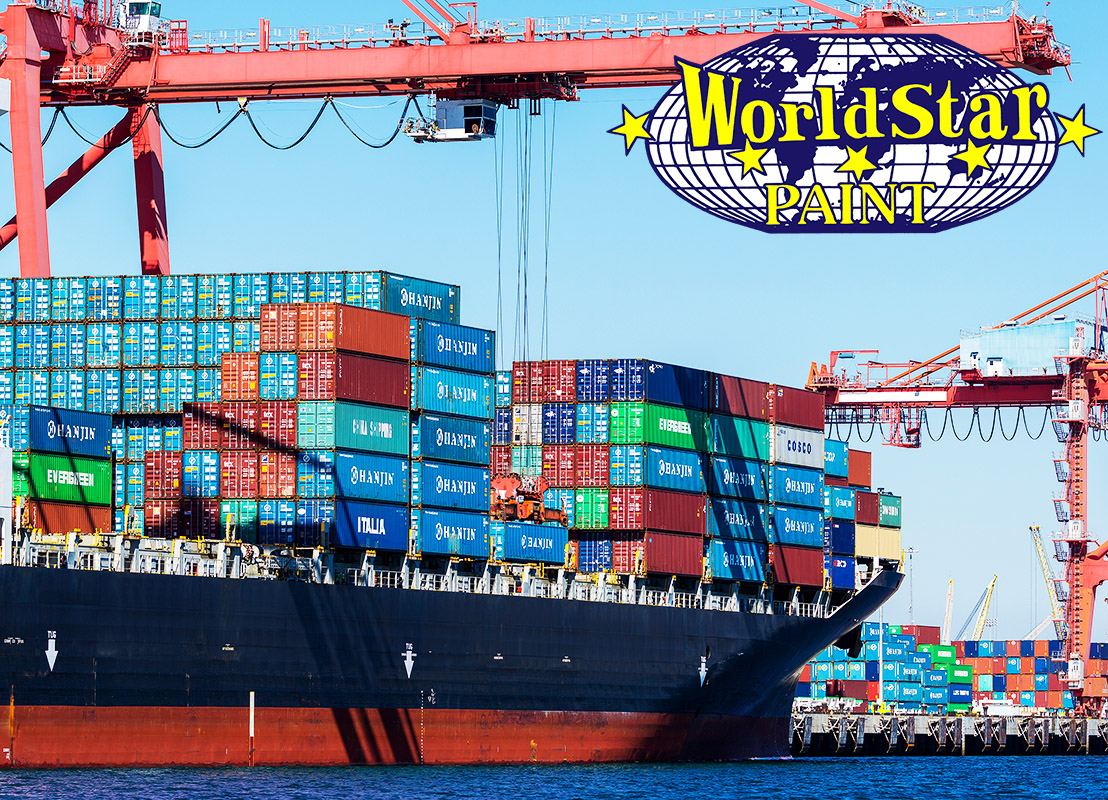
0;0;1070;279
808;273;1108;709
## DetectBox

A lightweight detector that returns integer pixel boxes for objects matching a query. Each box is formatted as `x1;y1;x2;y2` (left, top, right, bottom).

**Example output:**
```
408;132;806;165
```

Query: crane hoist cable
540;99;557;360
493;105;506;368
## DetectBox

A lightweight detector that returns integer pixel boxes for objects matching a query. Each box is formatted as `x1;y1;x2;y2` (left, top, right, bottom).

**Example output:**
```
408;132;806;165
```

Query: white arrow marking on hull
402;643;416;679
699;656;708;686
46;634;58;672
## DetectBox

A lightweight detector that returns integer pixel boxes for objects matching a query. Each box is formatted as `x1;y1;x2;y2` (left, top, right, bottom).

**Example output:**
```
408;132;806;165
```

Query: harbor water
0;759;1098;799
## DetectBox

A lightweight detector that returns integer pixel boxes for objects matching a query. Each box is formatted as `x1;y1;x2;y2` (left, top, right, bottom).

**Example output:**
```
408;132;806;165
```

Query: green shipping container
511;445;542;475
941;663;973;684
888;625;901;635
879;494;902;528
709;414;771;461
221;500;259;544
28;453;112;507
947;703;971;713
296;402;409;456
13;452;29;498
297;402;336;449
644;404;709;452
574;488;610;529
609;402;645;445
922;644;957;665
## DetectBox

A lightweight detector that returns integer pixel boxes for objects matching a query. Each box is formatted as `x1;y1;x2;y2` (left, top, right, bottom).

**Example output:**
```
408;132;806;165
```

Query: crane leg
131;107;171;276
0;111;140;252
5;6;51;278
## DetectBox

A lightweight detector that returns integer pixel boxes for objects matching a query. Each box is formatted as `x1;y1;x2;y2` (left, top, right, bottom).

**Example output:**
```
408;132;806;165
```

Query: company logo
434;521;478;542
400;288;443;311
658;459;695;479
782;515;817;535
349;465;396;488
722;467;755;488
881;502;900;517
436;334;478;358
47;468;94;488
784;477;816;495
356;515;386;535
522;534;555;551
724;552;756;569
724;508;752;528
435;427;478;451
352;418;394;440
610;33;1098;233
436;381;479;404
659;417;692;436
435;475;479;496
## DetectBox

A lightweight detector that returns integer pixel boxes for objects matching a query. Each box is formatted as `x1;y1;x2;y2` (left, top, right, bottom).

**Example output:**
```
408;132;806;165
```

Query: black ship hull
0;566;899;766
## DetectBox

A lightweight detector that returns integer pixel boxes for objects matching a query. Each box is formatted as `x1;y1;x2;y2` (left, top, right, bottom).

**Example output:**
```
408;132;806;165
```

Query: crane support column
4;6;52;278
131;107;171;276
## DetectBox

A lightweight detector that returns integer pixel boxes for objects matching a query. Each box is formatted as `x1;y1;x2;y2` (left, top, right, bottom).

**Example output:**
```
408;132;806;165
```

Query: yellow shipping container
855;524;880;558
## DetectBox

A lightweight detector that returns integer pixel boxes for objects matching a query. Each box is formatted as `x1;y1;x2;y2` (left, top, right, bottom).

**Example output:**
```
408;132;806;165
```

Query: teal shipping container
297;402;409;456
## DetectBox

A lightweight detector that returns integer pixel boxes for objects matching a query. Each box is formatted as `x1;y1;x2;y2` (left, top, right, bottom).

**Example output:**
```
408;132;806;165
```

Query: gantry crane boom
941;578;954;645
0;1;1071;279
1031;525;1067;640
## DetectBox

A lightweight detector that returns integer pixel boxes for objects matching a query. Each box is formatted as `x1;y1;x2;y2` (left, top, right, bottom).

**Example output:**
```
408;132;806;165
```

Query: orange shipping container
1047;690;1064;709
25;501;112;535
847;449;871;489
221;353;260;401
1087;659;1108;677
1021;657;1035;674
1034;640;1049;657
260;304;299;352
298;303;410;360
1085;677;1108;697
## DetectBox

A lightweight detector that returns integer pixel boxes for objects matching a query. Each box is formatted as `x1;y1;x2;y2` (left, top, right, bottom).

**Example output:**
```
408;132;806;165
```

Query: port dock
792;712;1108;756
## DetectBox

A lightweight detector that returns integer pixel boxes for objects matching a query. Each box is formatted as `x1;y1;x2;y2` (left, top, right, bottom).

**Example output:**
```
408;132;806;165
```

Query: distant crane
941;578;954;645
1030;525;1068;640
954;575;999;642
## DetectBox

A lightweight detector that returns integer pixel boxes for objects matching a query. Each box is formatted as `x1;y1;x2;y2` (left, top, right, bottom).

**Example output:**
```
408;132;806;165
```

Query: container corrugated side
643;531;703;577
412;320;494;374
709;538;766;582
333;450;410;505
501;521;568;564
28;406;111;460
28;453;112;506
511;403;543;445
644;446;706;493
824;439;849;478
708;455;770;501
773;544;824;587
576;359;610;402
24;500;112;534
332;499;411;551
707;498;769;541
772;464;824;509
411;413;490;465
711;374;770;420
412;366;492;420
376;272;461;324
413;508;490;558
825;485;856;520
709;414;770;461
827;520;856;555
772;385;825;431
411;460;490;512
772;424;825;470
879;494;902;528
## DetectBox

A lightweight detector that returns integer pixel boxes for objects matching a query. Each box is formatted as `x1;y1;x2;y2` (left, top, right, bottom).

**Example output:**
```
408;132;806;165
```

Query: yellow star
953;139;993;178
727;141;770;177
835;146;876;182
607;106;652;154
1057;105;1101;156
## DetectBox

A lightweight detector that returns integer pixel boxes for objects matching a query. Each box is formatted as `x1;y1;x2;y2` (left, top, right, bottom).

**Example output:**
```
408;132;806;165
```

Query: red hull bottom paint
9;707;787;767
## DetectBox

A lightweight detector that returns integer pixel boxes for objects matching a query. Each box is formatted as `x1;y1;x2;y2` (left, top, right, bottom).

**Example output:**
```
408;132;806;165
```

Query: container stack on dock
954;638;1108;710
492;359;898;588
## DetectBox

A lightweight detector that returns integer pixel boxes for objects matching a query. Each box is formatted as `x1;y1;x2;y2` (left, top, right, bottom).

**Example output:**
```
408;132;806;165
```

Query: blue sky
1;1;1105;639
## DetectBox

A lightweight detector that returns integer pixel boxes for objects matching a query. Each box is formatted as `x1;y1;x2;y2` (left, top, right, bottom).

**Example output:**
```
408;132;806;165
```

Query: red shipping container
299;303;410;359
772;385;824;431
222;402;260;450
643;489;705;535
902;625;941;647
258;401;297;450
491;446;511;476
1007;640;1021;657
1049;673;1061;691
221;353;260;401
1034;691;1048;708
259;451;297;498
25;501;112;535
511;361;543;404
855;491;879;525
773;544;824;587
609;487;644;530
298;352;409;408
824;474;848;488
181;499;221;539
848;449;872;489
800;664;812;682
145;500;183;539
575;444;609;487
542;360;577;403
220;451;259;499
954;640;965;658
840;680;869;700
711;374;770;420
612;531;646;574
643;531;704;577
542;445;576;487
260;304;299;352
144;451;183;499
183;402;224;450
991;657;1007;674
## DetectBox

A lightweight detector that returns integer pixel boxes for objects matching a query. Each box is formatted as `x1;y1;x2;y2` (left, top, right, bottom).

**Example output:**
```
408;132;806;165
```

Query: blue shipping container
414;508;490;558
577;534;612;573
609;445;643;486
376;272;460;324
542;488;575;528
50;324;86;368
708;456;769;501
575;403;609;444
196;369;222;403
824;439;849;478
28;406;111;459
542;403;576;445
411;367;493;420
260;353;298;401
610;359;709;410
183;451;220;498
332;499;408;551
773;464;824;508
332;450;410;504
493;407;511;446
501;521;568;564
86;323;122;367
411;460;490;512
826;552;854;589
709;538;766;582
86;276;122;320
772;504;824;547
495;371;511;408
827;520;856;554
295;500;335;547
825;485;856;520
125;463;145;506
258;499;297;545
576;359;610;402
645;446;706;493
412;414;491;466
411;320;494;374
0;406;30;451
297;450;336;498
707;498;769;541
159;368;195;413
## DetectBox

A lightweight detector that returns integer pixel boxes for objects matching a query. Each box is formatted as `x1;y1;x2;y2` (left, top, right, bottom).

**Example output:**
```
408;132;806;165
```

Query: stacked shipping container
494;359;902;587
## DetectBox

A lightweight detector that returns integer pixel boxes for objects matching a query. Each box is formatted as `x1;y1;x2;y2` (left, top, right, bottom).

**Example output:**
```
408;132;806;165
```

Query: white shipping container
772;424;825;470
511;403;543;445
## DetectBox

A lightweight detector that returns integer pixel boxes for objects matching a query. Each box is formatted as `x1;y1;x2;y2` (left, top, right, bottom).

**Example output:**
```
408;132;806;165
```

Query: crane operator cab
116;2;165;47
405;99;498;143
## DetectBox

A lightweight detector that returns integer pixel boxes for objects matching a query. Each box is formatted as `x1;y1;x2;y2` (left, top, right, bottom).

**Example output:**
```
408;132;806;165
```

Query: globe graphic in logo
645;34;1058;233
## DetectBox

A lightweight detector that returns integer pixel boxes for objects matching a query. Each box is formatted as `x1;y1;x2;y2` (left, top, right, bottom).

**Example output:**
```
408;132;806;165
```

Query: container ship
0;270;903;767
